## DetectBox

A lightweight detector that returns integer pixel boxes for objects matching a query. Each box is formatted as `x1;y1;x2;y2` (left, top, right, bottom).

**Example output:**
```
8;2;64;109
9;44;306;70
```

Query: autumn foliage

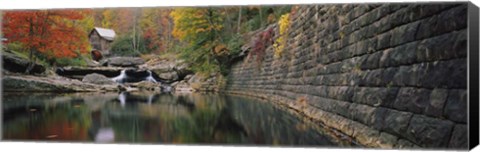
249;27;274;65
2;10;91;59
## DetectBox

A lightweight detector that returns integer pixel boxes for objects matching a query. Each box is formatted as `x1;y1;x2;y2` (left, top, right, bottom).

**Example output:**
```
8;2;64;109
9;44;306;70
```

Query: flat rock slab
2;74;119;92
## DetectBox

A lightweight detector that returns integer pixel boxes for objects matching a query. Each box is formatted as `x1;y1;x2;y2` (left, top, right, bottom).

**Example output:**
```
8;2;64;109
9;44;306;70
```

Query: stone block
370;107;389;130
434;5;467;36
406;115;454;148
383;109;413;136
393;87;431;114
377;32;392;50
360;51;382;70
353;87;399;107
444;89;467;123
395;139;416;149
349;103;376;125
390;21;420;46
376;132;398;148
424;89;448;117
448;124;468;149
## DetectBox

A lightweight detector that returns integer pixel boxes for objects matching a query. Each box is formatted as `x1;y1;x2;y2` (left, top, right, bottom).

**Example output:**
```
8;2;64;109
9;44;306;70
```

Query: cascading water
111;69;127;83
145;71;158;83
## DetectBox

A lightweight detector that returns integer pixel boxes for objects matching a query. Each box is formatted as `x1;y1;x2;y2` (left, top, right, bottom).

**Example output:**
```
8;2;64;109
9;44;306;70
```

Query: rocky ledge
2;53;220;94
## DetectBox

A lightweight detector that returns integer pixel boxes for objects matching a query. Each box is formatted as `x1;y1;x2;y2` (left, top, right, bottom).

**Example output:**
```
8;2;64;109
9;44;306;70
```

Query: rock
149;63;174;74
2;51;45;74
383;109;413;136
173;62;193;79
82;73;116;85
171;81;179;87
184;74;194;81
2;75;119;92
3;75;75;92
425;89;448;117
448;124;468;149
105;57;145;67
173;81;193;93
158;71;178;81
405;115;454;148
375;132;398;148
443;89;467;123
127;81;161;91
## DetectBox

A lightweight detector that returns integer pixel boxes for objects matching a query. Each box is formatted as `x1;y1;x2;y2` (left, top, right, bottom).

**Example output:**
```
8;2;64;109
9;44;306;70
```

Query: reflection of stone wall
226;4;468;149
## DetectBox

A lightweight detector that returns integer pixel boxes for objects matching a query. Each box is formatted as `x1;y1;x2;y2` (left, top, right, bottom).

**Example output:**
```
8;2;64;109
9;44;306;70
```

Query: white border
0;0;474;10
1;0;479;152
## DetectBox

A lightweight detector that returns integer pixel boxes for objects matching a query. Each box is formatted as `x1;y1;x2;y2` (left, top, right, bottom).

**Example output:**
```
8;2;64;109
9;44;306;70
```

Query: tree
170;7;224;73
3;10;90;72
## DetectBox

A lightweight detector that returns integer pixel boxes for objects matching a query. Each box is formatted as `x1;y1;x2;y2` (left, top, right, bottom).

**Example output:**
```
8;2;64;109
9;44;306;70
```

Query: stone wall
225;3;468;149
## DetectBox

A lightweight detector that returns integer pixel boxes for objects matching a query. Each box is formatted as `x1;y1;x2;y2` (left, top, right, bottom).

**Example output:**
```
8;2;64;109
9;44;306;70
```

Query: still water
3;92;354;147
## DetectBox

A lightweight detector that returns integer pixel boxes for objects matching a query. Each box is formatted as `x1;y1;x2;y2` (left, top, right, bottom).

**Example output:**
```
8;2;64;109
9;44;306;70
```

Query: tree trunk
237;7;242;34
25;17;35;74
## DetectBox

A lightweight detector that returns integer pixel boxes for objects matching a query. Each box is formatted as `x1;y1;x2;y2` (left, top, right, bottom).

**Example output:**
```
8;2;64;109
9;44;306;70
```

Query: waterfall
111;69;127;83
145;71;158;83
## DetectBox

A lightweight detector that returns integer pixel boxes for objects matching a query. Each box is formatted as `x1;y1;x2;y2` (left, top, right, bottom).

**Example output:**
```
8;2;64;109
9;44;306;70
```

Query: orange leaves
3;10;90;59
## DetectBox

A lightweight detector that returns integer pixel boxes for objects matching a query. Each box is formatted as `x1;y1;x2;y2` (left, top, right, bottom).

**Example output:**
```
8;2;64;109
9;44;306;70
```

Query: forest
2;6;293;74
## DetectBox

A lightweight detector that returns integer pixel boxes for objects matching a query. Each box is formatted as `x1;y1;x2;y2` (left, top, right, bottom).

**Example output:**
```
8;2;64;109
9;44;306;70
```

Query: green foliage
225;33;244;56
110;33;150;57
54;57;87;67
171;8;225;75
5;42;27;53
170;6;292;75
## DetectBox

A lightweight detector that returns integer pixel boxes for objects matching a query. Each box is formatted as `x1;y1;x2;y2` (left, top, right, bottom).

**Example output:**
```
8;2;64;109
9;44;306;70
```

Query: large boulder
2;51;45;74
158;71;179;82
105;57;145;67
139;58;192;83
147;63;174;74
82;73;116;85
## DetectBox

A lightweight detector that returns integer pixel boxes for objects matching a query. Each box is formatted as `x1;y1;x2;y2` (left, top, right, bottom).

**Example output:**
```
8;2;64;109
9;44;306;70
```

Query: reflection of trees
104;93;248;143
3;101;92;141
3;92;346;146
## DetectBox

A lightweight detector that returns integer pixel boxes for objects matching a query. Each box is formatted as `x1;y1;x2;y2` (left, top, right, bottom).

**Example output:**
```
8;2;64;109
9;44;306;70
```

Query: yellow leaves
278;13;290;35
101;9;114;28
274;13;290;59
213;44;228;56
170;8;224;41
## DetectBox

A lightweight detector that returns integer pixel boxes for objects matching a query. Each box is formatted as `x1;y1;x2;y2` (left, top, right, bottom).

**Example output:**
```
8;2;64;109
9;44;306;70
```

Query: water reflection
2;92;355;146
